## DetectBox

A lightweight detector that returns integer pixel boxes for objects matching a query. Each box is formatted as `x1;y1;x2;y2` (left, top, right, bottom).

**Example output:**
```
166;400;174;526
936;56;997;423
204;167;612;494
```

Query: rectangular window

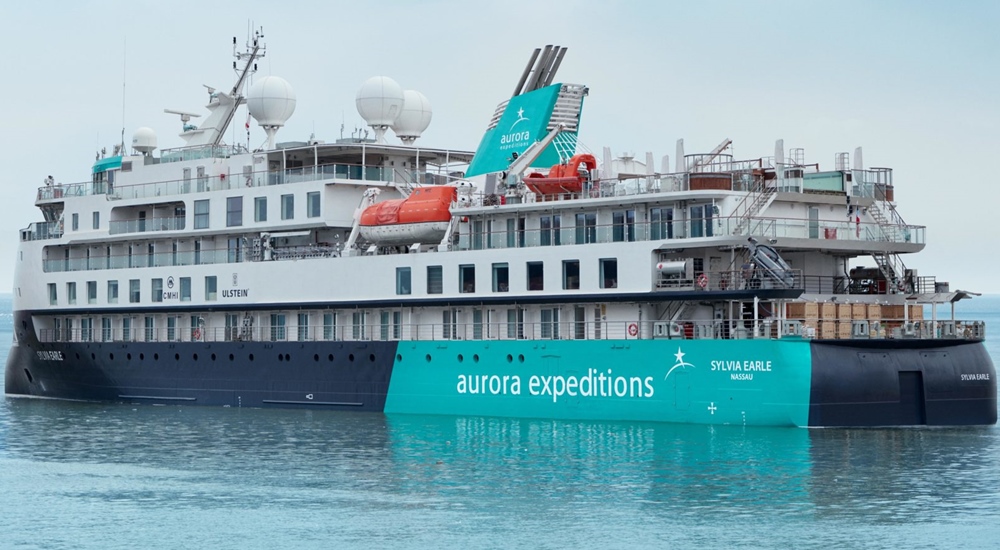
87;281;97;304
297;313;310;341
205;276;217;301
80;318;93;342
152;278;163;303
48;283;57;305
225;314;238;341
281;194;294;220
101;317;112;342
307;191;320;218
442;309;458;340
227;237;243;263
563;260;580;290
600;258;618;289
472;220;484;250
506;218;516;248
270;313;286;341
541;308;560;339
122;317;132;341
527;261;544;291
575;212;597;244
352;311;366;340
63;317;73;342
254;196;267;222
392;311;402;340
650;207;674;240
396;267;411;295
92;211;100;230
690;205;714;238
379;311;390;341
67;282;77;305
145;316;155;341
72;213;79;231
540;215;561;246
323;312;336;340
129;279;140;303
574;306;586;340
147;243;154;268
492;263;509;292
427;265;443;294
108;280;118;303
194;199;210;229
180;277;191;301
194;241;202;265
459;265;475;293
167;316;177;341
472;309;483;340
507;308;524;339
226;196;243;227
613;210;636;242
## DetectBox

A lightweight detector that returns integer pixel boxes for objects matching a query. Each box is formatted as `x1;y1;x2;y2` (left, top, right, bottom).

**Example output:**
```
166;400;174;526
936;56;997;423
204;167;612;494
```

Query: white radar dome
131;127;158;154
391;90;432;144
356;76;404;143
247;75;297;128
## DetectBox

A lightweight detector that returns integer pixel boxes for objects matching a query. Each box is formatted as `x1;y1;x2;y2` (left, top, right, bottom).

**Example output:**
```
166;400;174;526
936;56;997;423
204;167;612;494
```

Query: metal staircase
729;176;776;235
865;171;911;293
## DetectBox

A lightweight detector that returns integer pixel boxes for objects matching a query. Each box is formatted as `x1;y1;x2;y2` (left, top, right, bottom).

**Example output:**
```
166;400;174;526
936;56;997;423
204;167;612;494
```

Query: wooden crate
787;302;819;320
820;302;837;319
819;320;837;339
837;321;853;339
837;303;853;320
882;305;905;320
867;303;882;321
851;303;867;319
910;305;924;320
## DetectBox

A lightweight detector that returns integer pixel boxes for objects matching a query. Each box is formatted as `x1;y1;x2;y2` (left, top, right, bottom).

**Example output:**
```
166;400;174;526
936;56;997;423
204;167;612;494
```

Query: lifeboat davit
523;153;598;196
359;185;457;245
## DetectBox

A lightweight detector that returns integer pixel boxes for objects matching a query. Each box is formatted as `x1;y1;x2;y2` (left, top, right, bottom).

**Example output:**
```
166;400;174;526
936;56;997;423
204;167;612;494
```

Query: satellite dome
247;75;297;128
131;127;157;154
391;90;432;144
356;76;404;143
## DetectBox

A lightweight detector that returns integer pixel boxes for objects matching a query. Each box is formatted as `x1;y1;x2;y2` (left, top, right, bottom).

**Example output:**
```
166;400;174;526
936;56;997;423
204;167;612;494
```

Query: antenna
121;35;127;155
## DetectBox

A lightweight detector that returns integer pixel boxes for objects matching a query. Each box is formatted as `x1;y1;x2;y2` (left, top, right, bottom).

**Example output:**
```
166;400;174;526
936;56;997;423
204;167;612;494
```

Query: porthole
314;354;320;362
328;354;334;362
211;353;217;361
285;353;291;361
369;353;375;362
229;354;234;361
518;354;525;363
348;353;355;362
458;354;464;363
154;353;159;361
127;353;132;361
425;354;432;363
473;354;480;363
90;353;95;360
193;353;198;361
506;354;513;363
278;354;284;362
396;354;403;362
110;353;115;361
174;353;180;361
249;353;255;361
139;353;144;361
75;353;80;360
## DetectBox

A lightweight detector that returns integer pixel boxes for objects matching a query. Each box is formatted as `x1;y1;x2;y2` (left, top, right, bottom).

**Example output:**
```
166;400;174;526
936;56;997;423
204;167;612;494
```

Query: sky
0;0;997;292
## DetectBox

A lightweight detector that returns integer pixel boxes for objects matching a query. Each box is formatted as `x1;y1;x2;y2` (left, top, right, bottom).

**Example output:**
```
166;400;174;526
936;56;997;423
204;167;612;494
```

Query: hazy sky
0;1;997;292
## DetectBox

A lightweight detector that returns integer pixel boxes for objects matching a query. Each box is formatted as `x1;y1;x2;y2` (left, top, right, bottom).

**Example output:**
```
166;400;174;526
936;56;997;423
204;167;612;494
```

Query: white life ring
697;273;709;289
627;323;639;337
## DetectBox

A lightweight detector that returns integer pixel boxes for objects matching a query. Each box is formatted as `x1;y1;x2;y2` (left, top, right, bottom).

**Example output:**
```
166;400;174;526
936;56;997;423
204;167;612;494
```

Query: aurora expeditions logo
664;347;695;380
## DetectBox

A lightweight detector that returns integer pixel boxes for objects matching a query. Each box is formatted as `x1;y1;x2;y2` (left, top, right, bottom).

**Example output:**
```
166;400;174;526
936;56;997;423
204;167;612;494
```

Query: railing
109;217;186;235
21;221;63;241
35;316;987;344
655;269;803;292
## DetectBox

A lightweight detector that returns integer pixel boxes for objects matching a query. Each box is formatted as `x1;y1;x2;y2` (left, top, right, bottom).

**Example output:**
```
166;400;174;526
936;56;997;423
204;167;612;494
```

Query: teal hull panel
384;339;813;426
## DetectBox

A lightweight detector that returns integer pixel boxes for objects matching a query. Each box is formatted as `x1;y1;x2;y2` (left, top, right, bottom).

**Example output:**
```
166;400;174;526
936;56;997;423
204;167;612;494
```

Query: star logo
665;346;695;380
510;107;529;129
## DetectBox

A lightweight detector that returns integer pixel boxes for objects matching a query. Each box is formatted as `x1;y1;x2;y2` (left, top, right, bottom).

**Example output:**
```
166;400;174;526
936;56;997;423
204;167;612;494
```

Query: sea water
1;299;999;549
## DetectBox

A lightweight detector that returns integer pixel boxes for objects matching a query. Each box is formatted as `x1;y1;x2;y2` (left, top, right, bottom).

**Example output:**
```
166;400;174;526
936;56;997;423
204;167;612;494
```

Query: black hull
809;339;997;426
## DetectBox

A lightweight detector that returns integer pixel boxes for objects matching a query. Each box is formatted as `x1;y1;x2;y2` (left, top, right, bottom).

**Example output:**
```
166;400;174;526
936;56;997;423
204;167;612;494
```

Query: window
472;220;484;250
108;280;118;303
270;313;286;341
575;212;597;244
506;218;516;248
600;258;618;289
87;281;97;304
472;309;483;340
459;265;475;293
122;317;132;341
254;196;267;222
167;316;177;341
81;318;93;342
101;317;112;342
442;309;458;340
129;279;140;303
297;313;310;341
72;213;79;231
48;283;57;305
563;260;580;290
53;318;61;342
379;311;390;341
152;278;163;303
574;306;586;340
227;237;243;263
492;263;509;292
352;311;367;340
323;312;336;340
190;315;201;341
194;199;210;229
527;261;544;291
650;207;674;240
613;209;635;242
540;215;561;246
226;196;243;227
205;276;217;301
690;204;714;238
194;241;202;265
67;282;77;305
396;267;411;295
281;194;294;220
541;308;560;339
63;318;73;342
180;277;191;301
307;191;320;218
147;243;154;268
92;211;100;230
392;311;402;340
144;316;155;341
507;308;524;339
225;314;239;341
427;265;443;294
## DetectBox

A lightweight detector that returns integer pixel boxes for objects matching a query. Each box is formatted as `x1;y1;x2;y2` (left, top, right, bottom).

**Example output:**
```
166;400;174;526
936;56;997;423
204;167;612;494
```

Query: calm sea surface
2;298;1000;549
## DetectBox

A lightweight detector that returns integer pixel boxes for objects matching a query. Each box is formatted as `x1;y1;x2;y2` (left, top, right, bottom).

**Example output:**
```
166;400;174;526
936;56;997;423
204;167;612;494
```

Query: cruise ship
5;35;996;427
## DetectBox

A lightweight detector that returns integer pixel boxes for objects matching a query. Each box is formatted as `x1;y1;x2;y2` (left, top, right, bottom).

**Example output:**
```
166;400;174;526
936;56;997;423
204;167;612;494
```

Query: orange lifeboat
523;153;598;196
359;186;457;245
